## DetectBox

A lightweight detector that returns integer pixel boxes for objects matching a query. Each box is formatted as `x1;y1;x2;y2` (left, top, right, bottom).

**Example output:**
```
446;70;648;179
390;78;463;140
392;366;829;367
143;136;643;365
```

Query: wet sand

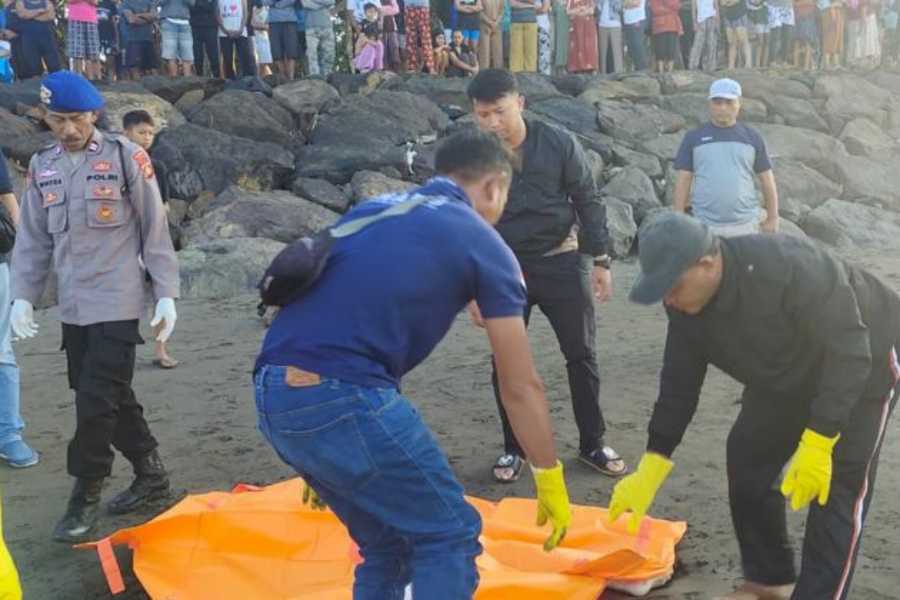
3;258;899;599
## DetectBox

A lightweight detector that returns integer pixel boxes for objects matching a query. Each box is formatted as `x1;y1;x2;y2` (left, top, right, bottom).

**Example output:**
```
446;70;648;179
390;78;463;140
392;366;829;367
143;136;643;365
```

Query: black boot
107;450;170;515
53;478;104;543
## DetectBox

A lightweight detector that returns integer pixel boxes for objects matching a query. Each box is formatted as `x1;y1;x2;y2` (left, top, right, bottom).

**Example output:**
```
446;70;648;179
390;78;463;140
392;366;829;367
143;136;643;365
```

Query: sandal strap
495;454;520;468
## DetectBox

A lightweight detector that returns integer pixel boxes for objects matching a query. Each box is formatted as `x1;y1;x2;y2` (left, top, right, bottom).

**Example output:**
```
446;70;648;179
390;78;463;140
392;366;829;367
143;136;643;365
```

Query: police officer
610;212;900;600
9;71;180;543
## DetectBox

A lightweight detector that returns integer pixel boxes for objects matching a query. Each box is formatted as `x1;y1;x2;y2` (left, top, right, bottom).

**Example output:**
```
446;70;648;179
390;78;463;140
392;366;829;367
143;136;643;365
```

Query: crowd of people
0;0;896;84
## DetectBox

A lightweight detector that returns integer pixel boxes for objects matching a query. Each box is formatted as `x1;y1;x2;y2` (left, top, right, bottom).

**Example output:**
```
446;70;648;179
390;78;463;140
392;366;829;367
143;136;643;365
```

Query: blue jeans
254;366;482;600
0;263;24;446
623;21;648;71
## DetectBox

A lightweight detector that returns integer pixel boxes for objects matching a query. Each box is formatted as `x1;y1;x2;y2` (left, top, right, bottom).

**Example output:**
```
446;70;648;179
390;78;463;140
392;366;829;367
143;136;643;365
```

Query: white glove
10;299;38;339
150;298;177;343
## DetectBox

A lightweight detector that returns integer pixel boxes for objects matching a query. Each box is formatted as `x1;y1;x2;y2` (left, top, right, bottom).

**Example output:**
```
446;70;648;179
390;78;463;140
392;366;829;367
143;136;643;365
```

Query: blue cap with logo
708;78;742;100
40;70;105;113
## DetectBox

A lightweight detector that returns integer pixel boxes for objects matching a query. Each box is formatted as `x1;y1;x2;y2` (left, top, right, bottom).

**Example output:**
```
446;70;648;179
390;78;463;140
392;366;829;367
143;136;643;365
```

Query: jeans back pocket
268;410;378;492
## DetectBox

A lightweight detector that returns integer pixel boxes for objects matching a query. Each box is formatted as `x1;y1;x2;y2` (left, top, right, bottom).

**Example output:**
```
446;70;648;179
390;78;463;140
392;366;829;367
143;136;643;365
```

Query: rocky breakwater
2;68;899;300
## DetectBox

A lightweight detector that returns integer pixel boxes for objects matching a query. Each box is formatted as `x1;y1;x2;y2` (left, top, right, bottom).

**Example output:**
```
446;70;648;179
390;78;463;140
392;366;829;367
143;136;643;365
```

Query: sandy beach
2;257;899;599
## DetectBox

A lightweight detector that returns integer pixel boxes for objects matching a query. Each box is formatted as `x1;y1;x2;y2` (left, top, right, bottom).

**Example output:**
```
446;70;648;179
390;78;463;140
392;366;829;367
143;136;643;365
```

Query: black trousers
492;251;603;457
728;362;899;600
20;28;62;78
63;321;158;480
192;25;221;77
220;36;256;79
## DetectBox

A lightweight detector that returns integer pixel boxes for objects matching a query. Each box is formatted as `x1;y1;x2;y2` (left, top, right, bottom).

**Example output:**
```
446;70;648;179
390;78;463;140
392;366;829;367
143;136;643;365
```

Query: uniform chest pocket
86;185;129;228
41;189;68;234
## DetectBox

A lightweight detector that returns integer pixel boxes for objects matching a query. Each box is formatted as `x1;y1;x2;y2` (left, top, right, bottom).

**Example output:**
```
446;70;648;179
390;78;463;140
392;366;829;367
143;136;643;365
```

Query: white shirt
623;0;646;24
597;0;622;27
535;0;550;28
697;0;717;22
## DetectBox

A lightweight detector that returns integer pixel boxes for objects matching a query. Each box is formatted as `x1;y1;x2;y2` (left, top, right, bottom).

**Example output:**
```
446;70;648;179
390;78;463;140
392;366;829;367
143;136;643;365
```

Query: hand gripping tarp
80;479;686;599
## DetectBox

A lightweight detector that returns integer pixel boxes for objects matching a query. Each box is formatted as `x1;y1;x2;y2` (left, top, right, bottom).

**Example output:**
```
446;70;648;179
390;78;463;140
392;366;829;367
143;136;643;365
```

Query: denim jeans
623;21;648;71
0;263;24;447
254;365;482;600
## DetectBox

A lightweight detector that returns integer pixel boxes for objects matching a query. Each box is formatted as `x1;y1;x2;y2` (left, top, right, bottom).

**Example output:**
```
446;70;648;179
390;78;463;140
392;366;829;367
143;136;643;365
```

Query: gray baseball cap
708;78;742;100
629;212;716;305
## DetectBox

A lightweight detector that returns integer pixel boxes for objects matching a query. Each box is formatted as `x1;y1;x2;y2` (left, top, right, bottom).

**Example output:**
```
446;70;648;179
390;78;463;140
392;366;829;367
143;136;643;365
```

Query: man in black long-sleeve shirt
467;69;627;483
610;212;900;600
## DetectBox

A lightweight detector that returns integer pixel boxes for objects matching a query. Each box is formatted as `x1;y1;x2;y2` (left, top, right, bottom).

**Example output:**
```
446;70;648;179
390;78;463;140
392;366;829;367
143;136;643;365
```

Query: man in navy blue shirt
673;78;780;238
254;130;573;599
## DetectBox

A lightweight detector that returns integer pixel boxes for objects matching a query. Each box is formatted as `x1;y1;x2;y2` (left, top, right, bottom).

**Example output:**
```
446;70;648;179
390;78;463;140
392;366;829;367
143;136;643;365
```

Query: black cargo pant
491;251;604;457
728;358;899;600
220;36;256;79
63;321;158;480
192;25;221;77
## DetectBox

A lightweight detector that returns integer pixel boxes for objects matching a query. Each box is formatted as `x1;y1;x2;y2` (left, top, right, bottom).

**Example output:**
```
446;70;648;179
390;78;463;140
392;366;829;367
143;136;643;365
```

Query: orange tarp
81;479;686;599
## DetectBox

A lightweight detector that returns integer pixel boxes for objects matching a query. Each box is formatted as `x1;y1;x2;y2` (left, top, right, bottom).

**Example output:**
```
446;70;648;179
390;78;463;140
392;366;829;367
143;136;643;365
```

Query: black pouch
256;229;336;315
256;192;430;316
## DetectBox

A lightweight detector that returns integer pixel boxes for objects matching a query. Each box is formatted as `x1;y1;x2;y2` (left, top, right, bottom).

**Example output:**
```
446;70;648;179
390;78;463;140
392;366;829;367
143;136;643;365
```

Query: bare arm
672;169;693;212
758;169;779;232
0;194;19;226
35;3;55;21
486;317;558;469
15;0;35;19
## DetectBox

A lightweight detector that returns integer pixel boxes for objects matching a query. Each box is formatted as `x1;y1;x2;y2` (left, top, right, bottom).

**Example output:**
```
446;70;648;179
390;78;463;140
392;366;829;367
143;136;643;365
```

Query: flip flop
153;357;179;369
492;453;524;483
578;446;628;478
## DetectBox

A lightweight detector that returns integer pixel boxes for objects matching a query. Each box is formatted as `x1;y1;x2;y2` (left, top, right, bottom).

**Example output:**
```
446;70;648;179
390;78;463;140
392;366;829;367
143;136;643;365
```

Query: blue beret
40;70;105;113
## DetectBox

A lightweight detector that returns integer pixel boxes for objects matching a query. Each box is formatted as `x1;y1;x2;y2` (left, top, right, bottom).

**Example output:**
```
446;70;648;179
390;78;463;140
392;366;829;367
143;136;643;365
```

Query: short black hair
122;110;154;130
363;2;378;10
467;69;519;103
434;129;513;183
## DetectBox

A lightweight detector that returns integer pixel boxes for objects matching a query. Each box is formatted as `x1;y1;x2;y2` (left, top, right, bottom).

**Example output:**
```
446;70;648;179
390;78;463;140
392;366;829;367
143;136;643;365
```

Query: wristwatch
593;255;612;270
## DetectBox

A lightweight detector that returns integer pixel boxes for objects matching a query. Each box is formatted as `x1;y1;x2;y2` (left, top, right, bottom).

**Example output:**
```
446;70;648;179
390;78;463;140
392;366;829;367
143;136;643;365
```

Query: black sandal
579;446;628;477
492;453;524;483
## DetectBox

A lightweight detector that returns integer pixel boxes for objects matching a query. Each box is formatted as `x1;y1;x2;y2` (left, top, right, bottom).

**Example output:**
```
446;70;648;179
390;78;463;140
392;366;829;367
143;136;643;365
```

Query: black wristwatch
593;255;612;270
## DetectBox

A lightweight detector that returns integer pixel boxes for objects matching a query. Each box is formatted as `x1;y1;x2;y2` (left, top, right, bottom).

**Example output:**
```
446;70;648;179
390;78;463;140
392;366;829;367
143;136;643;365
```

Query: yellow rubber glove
608;452;673;534
530;461;572;551
302;481;327;511
780;428;840;511
0;492;22;600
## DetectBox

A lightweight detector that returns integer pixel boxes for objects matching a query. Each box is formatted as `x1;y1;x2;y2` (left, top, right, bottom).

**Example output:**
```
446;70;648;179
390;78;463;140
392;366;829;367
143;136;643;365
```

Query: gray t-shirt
674;121;772;226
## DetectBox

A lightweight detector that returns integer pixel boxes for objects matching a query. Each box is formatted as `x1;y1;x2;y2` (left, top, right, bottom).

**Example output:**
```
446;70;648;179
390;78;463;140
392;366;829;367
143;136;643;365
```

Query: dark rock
294;143;407;184
656;93;767;126
771;158;842;209
310;90;448;147
351;170;416;202
601;166;661;224
527;97;615;159
272;79;341;116
186;89;299;146
0;78;41;111
839;118;896;157
139;75;211;104
595;100;686;143
603;197;638;257
102;89;186;133
178;237;286;298
801;198;900;249
1;131;56;165
182;186;340;246
153;123;295;199
764;94;829;133
291;176;351;212
0;107;38;139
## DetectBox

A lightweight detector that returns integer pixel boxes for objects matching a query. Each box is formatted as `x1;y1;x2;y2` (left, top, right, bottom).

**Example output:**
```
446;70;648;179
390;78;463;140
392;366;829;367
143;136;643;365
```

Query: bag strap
330;193;432;238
